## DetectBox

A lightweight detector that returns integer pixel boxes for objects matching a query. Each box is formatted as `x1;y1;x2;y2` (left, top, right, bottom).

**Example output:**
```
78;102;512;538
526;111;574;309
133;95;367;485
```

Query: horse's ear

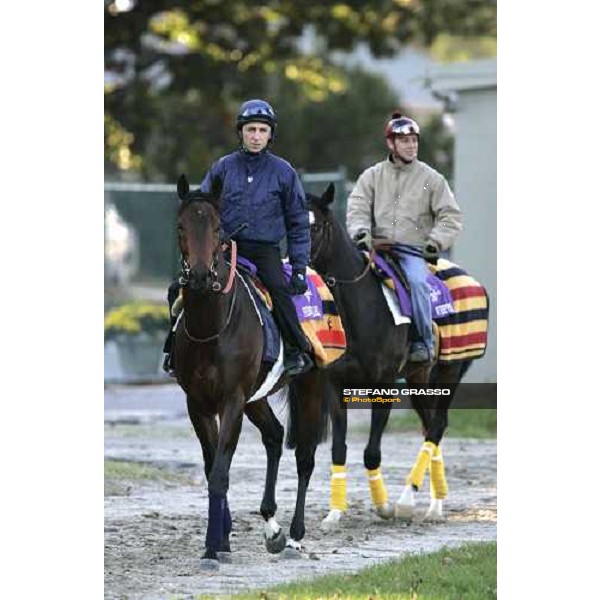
322;182;335;206
177;174;189;201
210;175;223;205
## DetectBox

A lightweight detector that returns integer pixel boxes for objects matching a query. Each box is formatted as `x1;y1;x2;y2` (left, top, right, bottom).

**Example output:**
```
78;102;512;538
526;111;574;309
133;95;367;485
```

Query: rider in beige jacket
347;112;462;362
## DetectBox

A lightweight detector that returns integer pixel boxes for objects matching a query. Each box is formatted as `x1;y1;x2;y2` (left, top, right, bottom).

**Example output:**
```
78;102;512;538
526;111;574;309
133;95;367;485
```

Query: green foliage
227;541;496;599
105;0;495;180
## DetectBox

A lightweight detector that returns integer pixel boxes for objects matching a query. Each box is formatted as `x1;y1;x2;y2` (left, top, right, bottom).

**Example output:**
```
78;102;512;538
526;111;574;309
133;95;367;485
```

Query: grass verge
226;541;496;600
104;459;194;487
356;409;496;439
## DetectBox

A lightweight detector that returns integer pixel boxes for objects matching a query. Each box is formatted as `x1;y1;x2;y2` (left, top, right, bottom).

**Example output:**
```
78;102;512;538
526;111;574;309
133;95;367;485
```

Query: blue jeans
397;252;434;357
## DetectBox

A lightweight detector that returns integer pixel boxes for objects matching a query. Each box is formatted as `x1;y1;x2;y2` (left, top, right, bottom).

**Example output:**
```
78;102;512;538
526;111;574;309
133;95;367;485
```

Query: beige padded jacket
346;156;462;251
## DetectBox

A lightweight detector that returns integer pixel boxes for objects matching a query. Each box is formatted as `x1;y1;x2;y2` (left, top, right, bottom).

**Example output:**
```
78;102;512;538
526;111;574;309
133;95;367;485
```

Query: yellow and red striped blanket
251;268;347;367
428;259;489;363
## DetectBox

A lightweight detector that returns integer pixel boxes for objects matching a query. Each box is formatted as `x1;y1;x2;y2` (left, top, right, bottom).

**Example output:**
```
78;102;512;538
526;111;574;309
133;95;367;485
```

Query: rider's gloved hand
423;241;440;265
353;229;372;252
289;268;308;295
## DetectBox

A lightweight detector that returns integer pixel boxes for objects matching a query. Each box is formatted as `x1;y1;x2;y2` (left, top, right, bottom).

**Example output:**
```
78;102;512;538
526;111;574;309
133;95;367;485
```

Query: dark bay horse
308;184;473;529
172;174;327;569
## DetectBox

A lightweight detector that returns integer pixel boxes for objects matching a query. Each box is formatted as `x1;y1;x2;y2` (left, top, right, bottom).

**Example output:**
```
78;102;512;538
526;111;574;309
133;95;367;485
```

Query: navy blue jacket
200;149;310;271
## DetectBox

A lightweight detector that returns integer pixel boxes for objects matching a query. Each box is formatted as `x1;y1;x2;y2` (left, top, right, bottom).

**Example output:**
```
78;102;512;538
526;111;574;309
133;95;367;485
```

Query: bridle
177;219;239;343
310;216;373;287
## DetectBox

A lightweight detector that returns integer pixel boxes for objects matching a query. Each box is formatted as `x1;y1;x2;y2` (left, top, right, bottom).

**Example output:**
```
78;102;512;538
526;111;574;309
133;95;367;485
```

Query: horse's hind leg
285;372;324;557
423;361;465;521
244;398;287;554
364;406;394;520
321;383;348;531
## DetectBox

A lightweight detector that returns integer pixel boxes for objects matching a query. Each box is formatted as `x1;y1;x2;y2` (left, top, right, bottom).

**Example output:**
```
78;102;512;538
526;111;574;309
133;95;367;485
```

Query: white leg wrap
394;484;416;520
321;508;344;531
264;516;281;540
425;498;445;522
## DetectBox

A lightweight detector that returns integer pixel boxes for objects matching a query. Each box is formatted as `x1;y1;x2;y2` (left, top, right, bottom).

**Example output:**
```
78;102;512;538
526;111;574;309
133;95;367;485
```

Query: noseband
178;241;238;343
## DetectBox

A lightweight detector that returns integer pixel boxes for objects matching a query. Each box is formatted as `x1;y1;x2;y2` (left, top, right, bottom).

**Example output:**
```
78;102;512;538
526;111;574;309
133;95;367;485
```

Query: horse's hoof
395;486;416;521
265;528;287;554
199;558;220;571
321;509;344;532
281;540;304;560
424;500;445;522
217;551;233;563
375;503;394;520
424;511;445;523
394;501;415;521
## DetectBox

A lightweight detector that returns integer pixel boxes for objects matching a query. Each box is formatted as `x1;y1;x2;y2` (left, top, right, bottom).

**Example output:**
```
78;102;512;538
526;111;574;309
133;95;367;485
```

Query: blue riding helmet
236;99;277;140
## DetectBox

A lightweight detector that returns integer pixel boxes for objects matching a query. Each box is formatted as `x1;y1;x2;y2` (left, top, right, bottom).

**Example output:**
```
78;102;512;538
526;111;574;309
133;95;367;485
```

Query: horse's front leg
186;398;233;561
244;398;287;554
364;406;394;520
201;395;244;571
395;362;433;520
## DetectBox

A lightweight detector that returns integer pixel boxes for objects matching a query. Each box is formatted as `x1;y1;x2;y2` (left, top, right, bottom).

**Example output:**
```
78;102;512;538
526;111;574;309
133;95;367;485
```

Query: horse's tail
285;373;329;450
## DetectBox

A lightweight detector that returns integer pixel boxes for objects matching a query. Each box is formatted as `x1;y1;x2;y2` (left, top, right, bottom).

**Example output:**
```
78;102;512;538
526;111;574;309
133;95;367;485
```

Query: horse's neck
324;221;367;280
182;287;231;338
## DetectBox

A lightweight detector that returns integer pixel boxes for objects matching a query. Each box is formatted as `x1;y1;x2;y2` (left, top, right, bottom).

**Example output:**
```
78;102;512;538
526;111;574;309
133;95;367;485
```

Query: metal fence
104;168;352;282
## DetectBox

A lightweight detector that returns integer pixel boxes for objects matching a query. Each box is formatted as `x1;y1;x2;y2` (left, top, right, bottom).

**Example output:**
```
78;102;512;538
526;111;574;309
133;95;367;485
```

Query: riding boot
162;328;176;376
283;342;314;377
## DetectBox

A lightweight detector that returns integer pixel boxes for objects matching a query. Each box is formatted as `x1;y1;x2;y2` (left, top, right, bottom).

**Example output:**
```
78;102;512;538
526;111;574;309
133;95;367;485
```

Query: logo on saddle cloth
371;252;455;320
237;257;347;367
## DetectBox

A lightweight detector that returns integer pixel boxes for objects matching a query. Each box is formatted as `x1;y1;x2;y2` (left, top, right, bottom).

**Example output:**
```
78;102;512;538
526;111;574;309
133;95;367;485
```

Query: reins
311;218;374;287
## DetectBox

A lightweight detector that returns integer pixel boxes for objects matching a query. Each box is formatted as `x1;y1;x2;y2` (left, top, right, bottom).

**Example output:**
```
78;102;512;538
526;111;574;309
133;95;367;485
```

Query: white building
429;59;497;382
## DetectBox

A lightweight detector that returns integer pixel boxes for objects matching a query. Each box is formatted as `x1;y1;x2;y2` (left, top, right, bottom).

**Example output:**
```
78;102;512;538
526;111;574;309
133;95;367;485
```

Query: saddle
235;257;347;368
368;240;489;362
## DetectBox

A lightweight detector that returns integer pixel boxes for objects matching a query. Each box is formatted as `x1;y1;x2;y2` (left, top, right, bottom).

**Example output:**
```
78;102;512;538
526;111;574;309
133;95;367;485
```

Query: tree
105;0;495;179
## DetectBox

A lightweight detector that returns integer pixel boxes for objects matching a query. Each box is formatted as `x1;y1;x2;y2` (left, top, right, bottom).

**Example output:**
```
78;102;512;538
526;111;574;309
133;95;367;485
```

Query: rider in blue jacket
163;99;313;377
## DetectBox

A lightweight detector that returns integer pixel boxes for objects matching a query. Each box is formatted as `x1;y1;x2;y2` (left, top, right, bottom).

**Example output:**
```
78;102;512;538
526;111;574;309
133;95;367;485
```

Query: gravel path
104;384;497;599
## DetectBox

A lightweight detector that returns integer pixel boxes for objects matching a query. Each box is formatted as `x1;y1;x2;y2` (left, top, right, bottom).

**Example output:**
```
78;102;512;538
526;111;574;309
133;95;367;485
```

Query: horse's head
307;183;336;270
176;174;226;293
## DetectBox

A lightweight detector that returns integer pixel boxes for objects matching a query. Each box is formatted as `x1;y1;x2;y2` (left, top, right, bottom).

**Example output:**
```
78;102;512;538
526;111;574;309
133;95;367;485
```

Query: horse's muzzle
188;268;209;292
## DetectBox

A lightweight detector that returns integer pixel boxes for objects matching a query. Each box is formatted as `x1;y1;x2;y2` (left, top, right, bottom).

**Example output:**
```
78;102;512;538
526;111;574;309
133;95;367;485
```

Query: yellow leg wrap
330;464;348;511
406;441;437;490
430;445;448;500
366;467;389;508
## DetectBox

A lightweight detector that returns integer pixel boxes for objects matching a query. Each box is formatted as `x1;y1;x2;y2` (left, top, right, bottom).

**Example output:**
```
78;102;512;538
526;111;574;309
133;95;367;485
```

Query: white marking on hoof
321;509;344;531
394;485;416;521
286;538;302;551
424;499;445;522
264;516;281;540
281;539;304;560
375;503;394;520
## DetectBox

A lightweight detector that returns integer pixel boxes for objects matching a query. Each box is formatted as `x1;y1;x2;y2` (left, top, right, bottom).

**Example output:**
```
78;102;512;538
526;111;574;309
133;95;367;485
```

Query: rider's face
387;134;419;163
241;122;271;152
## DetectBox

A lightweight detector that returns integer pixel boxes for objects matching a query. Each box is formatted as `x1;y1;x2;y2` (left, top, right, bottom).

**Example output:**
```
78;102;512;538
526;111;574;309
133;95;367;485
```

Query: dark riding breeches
236;240;309;354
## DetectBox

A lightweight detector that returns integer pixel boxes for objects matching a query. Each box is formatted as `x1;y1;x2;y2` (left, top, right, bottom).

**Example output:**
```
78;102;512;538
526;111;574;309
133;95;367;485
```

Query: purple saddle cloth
372;254;455;320
282;263;323;321
235;257;324;364
237;256;323;321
